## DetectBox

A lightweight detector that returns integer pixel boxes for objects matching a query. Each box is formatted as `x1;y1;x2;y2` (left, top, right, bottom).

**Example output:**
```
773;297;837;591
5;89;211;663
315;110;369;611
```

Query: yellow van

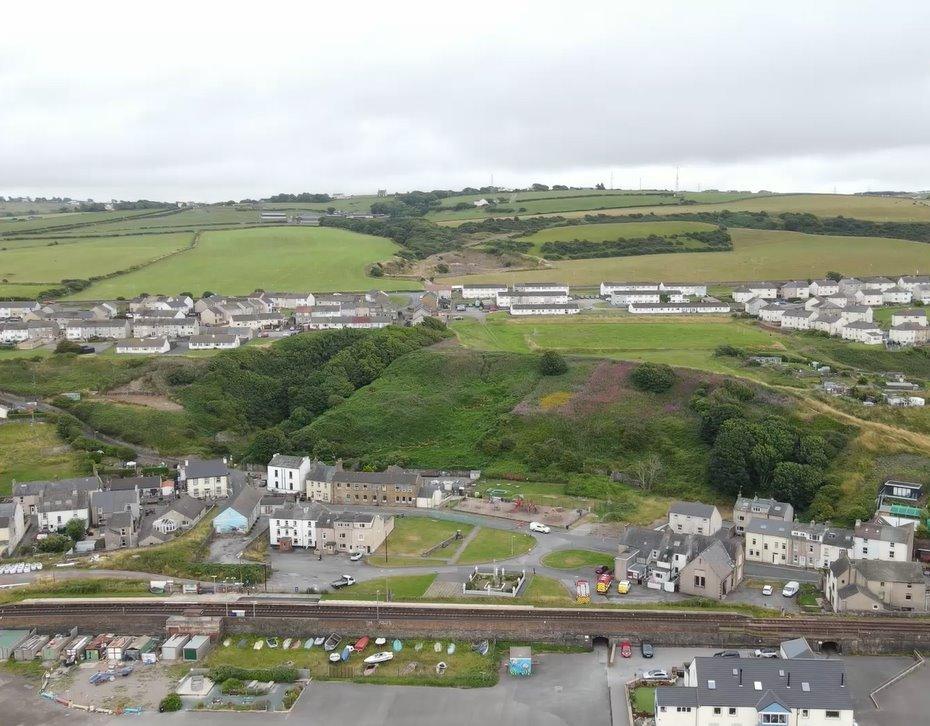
617;580;631;594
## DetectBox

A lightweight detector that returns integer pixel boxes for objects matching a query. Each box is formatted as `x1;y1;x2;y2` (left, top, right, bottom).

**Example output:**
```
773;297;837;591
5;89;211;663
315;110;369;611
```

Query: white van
782;581;800;597
529;522;551;534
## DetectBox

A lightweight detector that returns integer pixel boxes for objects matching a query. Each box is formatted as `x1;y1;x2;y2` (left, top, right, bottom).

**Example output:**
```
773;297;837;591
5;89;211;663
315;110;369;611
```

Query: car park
643;669;669;681
782;581;800;597
529;521;550;534
761;584;773;596
754;648;779;658
713;650;740;658
619;640;632;658
641;642;654;658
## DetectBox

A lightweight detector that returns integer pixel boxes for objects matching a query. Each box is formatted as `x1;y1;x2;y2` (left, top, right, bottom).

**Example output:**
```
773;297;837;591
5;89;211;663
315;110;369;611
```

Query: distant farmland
521;220;718;253
443;227;930;286
66;226;413;299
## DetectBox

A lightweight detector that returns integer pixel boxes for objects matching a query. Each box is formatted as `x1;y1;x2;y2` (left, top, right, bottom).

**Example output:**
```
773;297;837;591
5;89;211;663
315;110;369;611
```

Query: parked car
617;579;631;594
761;584;773;596
349;552;364;562
641;642;654;658
594;564;613;575
713;650;740;658
754;648;779;658
529;522;550;534
330;575;356;589
619;640;632;658
642;669;669;681
782;581;800;597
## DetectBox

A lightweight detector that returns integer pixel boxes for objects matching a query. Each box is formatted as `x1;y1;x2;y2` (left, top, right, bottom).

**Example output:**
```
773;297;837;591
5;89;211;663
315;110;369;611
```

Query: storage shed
0;629;33;660
66;636;91;661
160;634;190;661
84;634;112;661
13;634;49;661
42;635;72;661
106;635;133;661
182;634;212;661
508;646;532;676
125;636;156;660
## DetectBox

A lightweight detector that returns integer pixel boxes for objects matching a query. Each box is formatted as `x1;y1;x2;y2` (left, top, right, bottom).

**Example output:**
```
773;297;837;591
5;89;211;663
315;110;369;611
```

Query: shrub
538;350;568;376
160;693;182;712
55;340;84;354
37;534;72;553
628;362;676;392
208;665;298;684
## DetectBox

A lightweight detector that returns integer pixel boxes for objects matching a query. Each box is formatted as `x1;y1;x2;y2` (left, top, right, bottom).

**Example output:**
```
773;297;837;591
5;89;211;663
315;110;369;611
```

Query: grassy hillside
521;220;718;253
66;226;412;299
442;227;930;285
0;232;191;285
0;421;90;494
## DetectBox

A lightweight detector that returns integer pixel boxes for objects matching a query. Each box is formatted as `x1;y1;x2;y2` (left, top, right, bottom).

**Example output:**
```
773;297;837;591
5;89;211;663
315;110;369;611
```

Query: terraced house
745;520;854;570
330;465;421;506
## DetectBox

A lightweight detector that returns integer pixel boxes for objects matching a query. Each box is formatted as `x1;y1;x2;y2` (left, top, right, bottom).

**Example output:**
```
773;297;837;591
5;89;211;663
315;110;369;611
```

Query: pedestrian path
448;525;482;564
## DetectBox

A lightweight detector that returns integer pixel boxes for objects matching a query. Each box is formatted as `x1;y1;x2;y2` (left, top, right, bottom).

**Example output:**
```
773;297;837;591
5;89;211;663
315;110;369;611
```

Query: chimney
855;519;861;528
739;668;743;686
787;672;790;688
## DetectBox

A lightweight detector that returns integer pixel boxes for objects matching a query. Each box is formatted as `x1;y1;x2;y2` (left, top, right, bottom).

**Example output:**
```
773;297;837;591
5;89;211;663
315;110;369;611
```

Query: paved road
746;562;822;584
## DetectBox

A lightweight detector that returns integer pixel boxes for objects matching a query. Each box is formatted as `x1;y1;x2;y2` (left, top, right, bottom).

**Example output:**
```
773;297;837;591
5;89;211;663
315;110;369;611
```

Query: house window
801;709;809;717
761;714;787;725
825;711;840;719
694;575;706;588
728;708;736;715
713;707;721;715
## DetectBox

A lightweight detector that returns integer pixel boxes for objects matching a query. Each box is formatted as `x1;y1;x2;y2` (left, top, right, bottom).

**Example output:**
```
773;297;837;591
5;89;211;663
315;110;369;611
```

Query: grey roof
680;657;853;710
38;491;89;513
189;333;239;345
182;457;229;479
307;462;340;482
745;519;792;537
850;558;924;583
733;496;791;518
322;511;378;526
227;486;262;517
272;501;330;522
165;495;208;520
90;488;139;514
0;502;17;528
654;687;699;707
107;511;134;530
333;467;420;487
13;476;101;498
691;539;735;578
116;337;168;349
844;320;881;330
779;637;817;659
510;303;580;311
268;454;307;469
894;308;927;317
669;501;718;520
107;475;163;492
891;322;927;331
855;520;911;544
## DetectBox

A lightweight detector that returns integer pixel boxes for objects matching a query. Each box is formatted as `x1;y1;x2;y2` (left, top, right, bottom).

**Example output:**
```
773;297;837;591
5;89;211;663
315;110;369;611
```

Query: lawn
521;220;718;253
0;421;89;495
204;633;498;688
519;574;572;604
323;574;436;601
450;314;783;372
631;685;656;715
369;517;474;566
0;282;53;298
442;227;930;285
67;226;413;298
0;232;192;285
476;478;596;510
455;527;535;564
540;549;615;571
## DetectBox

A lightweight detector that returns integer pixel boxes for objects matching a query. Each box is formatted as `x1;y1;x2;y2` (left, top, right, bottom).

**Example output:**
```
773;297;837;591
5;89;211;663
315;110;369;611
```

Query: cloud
1;0;929;200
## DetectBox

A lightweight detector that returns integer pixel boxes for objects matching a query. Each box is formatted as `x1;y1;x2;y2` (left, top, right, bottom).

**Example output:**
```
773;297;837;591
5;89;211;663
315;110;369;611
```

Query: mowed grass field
0;422;87;495
66;227;413;299
444;227;930;286
521;220;718;253
450;315;786;371
0;232;192;285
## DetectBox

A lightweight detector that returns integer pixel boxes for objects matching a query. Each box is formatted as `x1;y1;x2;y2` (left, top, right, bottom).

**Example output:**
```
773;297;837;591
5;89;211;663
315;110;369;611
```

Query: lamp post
376;589;380;625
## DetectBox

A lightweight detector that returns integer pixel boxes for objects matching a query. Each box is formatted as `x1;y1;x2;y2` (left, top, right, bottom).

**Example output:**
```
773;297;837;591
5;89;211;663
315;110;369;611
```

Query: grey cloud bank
1;0;929;201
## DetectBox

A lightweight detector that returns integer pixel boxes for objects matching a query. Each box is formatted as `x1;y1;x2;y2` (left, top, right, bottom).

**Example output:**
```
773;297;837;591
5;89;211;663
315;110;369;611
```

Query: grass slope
0;232;191;284
521;220;717;252
0;421;89;495
67;227;412;299
443;227;930;286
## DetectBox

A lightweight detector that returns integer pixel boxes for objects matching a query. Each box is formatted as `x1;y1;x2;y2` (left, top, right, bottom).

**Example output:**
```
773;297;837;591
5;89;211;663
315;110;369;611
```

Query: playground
454;494;583;528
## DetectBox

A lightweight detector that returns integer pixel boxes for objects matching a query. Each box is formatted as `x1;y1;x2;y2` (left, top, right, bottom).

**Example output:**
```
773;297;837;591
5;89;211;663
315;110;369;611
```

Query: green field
455;528;535;564
370;517;474;566
323;574;436;601
0;232;191;285
0;421;89;494
66;226;411;299
522;220;718;253
540;548;615;570
451;315;783;371
444;227;930;286
428;192;683;221
0;208;166;235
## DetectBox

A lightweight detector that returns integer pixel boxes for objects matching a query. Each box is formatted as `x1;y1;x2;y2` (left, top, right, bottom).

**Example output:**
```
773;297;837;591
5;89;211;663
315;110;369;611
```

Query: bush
208;665;298;684
37;534;72;553
160;693;182;712
628;362;676;392
63;517;86;542
55;340;84;354
538;350;568;376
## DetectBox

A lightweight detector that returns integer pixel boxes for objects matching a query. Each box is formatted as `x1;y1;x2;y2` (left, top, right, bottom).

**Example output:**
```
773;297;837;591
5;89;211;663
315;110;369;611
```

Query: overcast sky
2;1;929;202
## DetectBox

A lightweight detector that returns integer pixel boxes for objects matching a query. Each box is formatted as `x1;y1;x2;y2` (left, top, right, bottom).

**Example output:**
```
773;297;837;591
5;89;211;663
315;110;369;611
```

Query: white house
0;320;59;344
628;302;731;315
269;501;324;548
600;282;660;297
742;297;769;316
838;277;863;294
898;275;930;290
891;309;927;327
731;286;755;304
889;323;929;346
188;333;241;350
841;321;883;345
809;279;840;296
64;319;130;340
267;454;313;495
510;302;580;316
37;492;90;533
496;289;570;308
746;282;778;299
179;457;230;499
841;305;873;323
654;657;854;726
780;309;817;330
0;300;41;319
779;281;810;300
662;282;707;296
882;286;913;305
811;311;845;336
513;282;570;294
131;316;200;339
861;276;896;291
852;520;912;562
115;337;171;355
668;502;722;536
0;501;26;555
759;304;791;323
459;284;508;300
854;288;885;307
611;290;661;305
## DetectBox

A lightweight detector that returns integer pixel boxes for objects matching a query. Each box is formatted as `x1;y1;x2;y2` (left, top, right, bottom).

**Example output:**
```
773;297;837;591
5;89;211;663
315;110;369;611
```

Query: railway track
3;599;930;637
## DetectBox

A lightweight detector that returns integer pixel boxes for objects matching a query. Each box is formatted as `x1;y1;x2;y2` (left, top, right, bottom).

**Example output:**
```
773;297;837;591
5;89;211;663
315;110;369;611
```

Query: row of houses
268;501;394;554
595;281;731;315
266;455;480;508
452;283;581;316
733;275;930;304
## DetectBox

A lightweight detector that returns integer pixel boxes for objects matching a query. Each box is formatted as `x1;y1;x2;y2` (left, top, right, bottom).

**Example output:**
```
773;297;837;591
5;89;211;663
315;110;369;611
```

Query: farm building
161;634;190;661
183;635;212;661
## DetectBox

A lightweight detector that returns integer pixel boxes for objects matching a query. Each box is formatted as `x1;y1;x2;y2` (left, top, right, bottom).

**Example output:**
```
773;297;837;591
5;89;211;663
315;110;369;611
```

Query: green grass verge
323;574;436;601
0;578;155;605
369;517;474;566
540;549;615;570
455;528;535;564
0;420;90;495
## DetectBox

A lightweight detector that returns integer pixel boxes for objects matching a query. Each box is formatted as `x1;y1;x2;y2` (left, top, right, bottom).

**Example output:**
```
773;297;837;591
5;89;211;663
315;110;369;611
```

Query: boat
237;639;247;648
414;642;423;652
253;640;264;650
354;636;370;652
472;640;490;656
392;639;403;652
222;638;231;648
266;637;279;649
323;633;341;652
314;636;326;646
447;643;456;655
291;639;301;650
363;651;395;665
303;638;314;649
282;638;292;650
328;652;341;663
374;637;387;646
340;645;352;661
436;662;447;675
434;642;442;653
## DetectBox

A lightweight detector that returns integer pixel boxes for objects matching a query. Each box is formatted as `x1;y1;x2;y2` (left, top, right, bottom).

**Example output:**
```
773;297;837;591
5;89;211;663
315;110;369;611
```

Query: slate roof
854;520;911;545
164;495;208;520
107;475;163;492
106;511;134;531
0;502;17;528
669;501;718;520
227;486;262;517
268;454;307;469
733;496;791;518
333;468;420;487
272;501;330;522
13;476;101;498
779;637;817;659
182;458;229;479
90;488;139;515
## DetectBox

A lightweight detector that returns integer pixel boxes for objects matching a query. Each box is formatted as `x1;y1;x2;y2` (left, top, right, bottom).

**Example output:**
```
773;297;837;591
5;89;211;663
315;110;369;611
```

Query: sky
2;1;929;202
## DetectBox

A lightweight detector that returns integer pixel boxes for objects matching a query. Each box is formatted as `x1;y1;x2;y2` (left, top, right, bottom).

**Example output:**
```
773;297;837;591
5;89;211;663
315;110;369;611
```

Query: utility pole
675;166;680;193
609;171;614;190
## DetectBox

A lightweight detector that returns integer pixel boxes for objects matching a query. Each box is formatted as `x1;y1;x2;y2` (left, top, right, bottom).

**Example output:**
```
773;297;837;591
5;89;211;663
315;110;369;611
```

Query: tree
825;270;843;282
632;454;664;493
629;362;676;393
55;340;83;354
530;183;550;192
159;694;183;713
63;517;86;542
37;534;72;553
242;428;289;464
708;419;755;496
539;350;568;376
772;461;823;510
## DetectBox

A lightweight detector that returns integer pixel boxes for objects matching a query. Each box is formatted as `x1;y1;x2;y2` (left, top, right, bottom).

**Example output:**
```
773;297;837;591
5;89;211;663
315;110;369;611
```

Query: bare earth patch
98;393;184;411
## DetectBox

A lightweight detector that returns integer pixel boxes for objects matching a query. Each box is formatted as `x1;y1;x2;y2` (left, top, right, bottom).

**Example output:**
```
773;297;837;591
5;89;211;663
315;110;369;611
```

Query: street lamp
376;589;380;625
